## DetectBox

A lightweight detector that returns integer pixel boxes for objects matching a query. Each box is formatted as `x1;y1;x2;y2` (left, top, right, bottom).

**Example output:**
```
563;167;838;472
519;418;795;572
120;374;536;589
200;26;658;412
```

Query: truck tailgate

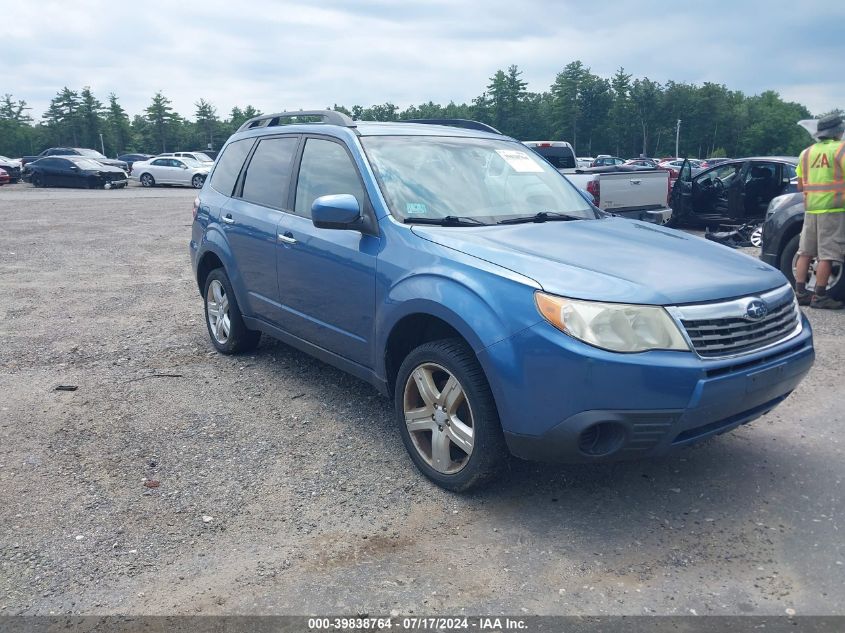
600;170;668;211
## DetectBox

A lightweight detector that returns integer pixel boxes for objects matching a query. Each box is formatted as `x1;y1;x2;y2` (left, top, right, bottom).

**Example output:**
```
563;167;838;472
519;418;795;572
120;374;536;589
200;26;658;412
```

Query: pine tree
144;92;178;153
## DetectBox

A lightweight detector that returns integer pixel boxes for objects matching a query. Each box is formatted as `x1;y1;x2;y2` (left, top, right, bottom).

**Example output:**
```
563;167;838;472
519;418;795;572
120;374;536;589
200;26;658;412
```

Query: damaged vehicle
23;156;128;189
670;157;798;226
190;111;814;492
761;192;845;299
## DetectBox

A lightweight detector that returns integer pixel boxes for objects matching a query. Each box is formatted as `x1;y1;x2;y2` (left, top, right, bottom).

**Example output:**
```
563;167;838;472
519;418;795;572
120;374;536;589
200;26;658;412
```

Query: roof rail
400;119;503;135
237;110;356;132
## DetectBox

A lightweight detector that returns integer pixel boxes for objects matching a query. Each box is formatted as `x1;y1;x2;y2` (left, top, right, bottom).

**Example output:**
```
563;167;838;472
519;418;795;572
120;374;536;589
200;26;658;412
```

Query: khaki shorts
798;212;845;261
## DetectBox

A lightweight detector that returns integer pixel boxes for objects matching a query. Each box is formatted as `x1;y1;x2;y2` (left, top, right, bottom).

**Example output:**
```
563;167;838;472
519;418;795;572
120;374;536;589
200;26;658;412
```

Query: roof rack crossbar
237;110;356;132
400;119;503;135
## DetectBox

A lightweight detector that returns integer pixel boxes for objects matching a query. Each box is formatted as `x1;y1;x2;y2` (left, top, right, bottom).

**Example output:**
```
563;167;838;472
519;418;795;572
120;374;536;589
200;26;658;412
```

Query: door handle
629;179;642;185
278;231;297;244
221;213;234;224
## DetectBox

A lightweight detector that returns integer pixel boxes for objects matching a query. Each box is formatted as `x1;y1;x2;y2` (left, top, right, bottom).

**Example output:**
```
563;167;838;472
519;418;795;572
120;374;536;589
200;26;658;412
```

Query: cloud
2;0;842;120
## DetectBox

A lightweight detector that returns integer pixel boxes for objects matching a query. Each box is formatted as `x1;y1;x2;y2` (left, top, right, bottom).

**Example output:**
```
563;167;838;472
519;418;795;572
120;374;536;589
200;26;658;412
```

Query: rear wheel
140;173;155;187
780;233;845;299
31;173;43;187
203;268;260;354
395;338;508;492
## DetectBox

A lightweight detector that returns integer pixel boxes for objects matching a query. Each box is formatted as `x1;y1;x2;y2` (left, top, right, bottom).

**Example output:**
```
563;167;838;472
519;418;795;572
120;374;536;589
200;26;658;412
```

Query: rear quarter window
209;139;254;197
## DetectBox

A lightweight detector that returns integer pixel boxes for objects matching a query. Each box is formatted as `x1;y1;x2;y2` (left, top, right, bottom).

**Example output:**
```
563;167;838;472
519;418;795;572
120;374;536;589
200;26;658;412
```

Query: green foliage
0;66;834;159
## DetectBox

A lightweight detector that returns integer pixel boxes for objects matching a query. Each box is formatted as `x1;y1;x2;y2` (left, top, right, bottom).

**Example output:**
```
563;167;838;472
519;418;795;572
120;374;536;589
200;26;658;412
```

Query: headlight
535;292;690;353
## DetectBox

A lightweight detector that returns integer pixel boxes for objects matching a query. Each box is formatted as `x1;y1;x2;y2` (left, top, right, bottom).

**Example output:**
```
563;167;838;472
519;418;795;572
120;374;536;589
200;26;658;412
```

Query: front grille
674;286;801;358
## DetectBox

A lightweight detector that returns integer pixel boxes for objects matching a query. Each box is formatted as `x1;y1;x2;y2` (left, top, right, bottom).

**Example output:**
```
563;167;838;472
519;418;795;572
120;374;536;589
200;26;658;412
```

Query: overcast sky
3;0;843;121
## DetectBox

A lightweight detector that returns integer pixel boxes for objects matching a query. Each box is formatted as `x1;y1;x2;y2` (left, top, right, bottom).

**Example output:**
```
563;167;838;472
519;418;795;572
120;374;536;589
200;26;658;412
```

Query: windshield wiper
497;211;585;225
403;215;488;226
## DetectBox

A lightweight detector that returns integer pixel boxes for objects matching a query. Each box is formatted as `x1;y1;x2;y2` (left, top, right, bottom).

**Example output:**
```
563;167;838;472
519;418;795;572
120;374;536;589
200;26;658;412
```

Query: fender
196;226;253;318
374;270;542;380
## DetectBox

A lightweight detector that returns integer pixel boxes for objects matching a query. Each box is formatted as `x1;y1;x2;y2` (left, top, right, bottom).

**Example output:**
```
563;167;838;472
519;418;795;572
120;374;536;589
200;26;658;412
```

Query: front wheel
780;233;845;299
203;268;260;354
395;338;508;492
140;173;155;187
191;174;205;189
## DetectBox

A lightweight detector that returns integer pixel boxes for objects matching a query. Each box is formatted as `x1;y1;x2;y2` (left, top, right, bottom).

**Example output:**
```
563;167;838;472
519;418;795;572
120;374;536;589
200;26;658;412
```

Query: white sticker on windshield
495;149;544;173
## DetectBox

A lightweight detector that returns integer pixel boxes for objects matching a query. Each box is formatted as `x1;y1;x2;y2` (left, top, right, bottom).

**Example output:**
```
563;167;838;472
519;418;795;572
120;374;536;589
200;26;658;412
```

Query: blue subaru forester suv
190;110;814;491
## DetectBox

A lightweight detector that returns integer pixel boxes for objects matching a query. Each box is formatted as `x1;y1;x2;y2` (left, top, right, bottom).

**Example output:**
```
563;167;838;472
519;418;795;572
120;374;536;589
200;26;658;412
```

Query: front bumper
479;317;814;463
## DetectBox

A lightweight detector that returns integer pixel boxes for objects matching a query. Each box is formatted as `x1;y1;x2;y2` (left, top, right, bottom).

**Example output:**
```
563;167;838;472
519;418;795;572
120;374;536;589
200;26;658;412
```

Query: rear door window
294;138;367;218
240;136;299;209
209;138;254;197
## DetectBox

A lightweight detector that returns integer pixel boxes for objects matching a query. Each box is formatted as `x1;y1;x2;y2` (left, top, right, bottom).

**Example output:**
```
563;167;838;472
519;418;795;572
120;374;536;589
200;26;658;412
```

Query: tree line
0;62;835;160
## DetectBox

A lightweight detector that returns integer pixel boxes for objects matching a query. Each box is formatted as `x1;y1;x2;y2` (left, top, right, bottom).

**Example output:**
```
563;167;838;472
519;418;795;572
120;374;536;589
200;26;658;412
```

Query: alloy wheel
793;252;843;292
403;362;474;474
206;279;231;344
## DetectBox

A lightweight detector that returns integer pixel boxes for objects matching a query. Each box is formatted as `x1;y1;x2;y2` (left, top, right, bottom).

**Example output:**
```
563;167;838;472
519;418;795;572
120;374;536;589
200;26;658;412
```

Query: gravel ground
0;182;843;616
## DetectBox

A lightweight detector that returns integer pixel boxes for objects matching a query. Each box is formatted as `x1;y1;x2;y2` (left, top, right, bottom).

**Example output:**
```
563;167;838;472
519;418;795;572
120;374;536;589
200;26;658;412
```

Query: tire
10;178;19;184
203;268;261;354
191;174;205;189
395;338;508;492
31;173;43;188
780;233;845;300
140;173;155;187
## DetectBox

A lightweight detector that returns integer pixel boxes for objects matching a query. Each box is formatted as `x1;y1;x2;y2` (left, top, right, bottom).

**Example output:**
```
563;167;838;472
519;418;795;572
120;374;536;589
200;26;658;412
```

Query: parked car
576;156;595;168
760;193;844;299
132;156;209;188
158;151;215;166
0;168;9;186
0;155;22;182
564;165;673;223
190;110;813;491
117;153;154;173
591;155;626;167
700;157;732;169
624;158;660;168
22;156;128;189
670;157;798;226
21;147;128;171
522;141;576;169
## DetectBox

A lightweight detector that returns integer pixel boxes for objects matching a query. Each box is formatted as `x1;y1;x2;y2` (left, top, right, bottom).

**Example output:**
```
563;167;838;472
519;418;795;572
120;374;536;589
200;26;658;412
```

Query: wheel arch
194;232;252;316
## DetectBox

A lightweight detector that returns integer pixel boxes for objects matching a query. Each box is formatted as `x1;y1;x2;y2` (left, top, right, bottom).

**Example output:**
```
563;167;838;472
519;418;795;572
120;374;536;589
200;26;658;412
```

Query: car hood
410;218;785;305
87;164;127;174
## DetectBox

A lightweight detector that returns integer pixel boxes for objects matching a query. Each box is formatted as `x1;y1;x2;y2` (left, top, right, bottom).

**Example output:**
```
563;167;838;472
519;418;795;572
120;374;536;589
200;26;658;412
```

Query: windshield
68;158;108;169
192;152;214;162
361;136;595;224
76;148;107;159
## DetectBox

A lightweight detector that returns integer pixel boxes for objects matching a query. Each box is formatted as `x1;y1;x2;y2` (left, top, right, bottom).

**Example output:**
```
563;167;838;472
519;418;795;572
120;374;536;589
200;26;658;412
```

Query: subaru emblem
746;299;768;320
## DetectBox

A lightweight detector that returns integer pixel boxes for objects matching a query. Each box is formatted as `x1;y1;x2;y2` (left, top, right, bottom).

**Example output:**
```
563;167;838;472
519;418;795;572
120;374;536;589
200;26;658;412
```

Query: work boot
795;289;812;306
810;295;844;310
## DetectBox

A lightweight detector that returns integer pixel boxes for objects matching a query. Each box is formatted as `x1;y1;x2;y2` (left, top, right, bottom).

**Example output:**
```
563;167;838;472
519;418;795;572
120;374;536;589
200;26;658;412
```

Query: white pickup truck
523;141;673;224
564;166;673;224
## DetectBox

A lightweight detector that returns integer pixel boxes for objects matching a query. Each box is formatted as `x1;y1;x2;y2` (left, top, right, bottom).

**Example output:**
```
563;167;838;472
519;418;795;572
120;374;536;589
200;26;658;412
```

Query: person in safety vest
794;113;845;309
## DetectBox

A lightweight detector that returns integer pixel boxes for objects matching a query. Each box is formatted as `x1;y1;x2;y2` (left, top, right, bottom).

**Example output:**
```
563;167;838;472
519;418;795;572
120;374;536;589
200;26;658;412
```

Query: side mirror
311;194;362;230
181;165;189;170
69;165;79;170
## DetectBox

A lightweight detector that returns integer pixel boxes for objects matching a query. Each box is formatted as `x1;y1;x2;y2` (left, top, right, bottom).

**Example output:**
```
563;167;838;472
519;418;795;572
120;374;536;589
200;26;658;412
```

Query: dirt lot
0;183;843;616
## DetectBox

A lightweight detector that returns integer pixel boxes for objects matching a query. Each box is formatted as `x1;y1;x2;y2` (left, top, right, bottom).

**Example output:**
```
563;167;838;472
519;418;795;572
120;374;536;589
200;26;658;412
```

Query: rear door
146;158;170;182
274;136;378;367
221;134;300;323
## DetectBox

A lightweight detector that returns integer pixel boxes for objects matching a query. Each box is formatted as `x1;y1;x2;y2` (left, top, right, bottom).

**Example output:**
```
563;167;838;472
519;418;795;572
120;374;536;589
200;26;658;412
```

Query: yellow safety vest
796;139;845;214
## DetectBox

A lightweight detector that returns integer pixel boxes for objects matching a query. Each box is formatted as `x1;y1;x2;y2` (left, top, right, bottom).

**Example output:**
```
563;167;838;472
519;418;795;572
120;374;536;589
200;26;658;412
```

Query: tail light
192;197;200;220
586;180;600;207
